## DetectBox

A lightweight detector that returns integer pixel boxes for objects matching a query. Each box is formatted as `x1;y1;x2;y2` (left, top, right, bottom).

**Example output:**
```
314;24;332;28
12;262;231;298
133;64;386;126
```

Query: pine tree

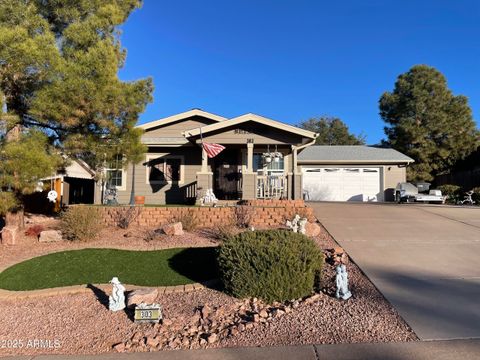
0;1;152;219
299;116;365;145
380;65;479;181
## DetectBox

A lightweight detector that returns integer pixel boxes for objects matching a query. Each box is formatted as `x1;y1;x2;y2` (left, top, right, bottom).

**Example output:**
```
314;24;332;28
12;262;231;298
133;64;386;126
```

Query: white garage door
302;167;381;202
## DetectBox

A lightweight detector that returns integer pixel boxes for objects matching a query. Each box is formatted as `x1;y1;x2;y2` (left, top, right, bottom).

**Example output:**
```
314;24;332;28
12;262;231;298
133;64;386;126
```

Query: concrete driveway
309;202;480;340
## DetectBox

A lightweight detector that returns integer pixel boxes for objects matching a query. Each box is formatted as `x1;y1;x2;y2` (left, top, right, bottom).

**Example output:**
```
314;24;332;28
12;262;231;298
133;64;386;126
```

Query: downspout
296;133;319;151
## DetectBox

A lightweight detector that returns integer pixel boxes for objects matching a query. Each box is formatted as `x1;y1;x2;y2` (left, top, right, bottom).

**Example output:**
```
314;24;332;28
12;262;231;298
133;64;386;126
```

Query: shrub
234;205;254;228
437;184;462;203
60;206;102;241
113;206;142;229
217;229;323;302
171;209;198;231
213;223;239;241
25;224;45;238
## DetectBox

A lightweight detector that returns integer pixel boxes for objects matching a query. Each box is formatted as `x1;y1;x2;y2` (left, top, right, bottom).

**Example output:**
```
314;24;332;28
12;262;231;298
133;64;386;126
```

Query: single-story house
97;109;413;204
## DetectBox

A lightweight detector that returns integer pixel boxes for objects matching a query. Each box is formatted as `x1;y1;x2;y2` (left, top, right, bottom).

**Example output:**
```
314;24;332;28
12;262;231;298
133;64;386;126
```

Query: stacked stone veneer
96;200;314;228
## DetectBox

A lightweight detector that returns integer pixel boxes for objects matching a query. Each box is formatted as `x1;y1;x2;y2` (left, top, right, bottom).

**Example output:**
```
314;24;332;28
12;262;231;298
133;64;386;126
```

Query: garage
297;145;414;202
302;167;381;202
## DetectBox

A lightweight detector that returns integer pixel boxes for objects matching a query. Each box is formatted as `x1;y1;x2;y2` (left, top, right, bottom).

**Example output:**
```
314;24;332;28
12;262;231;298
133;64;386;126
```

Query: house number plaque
134;303;162;323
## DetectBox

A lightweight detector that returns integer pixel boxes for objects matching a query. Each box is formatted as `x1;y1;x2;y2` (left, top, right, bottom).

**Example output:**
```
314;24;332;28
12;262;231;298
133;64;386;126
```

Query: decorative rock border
0;280;219;301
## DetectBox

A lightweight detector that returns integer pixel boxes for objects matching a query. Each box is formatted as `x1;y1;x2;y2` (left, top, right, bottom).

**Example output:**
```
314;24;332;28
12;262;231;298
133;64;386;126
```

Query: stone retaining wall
96;200;314;228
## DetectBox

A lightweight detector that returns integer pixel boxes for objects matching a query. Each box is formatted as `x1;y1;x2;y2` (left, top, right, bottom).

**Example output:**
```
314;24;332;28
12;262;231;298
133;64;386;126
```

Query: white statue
109;277;126;311
286;214;307;234
335;265;352;300
298;218;307;235
201;188;218;205
286;214;300;232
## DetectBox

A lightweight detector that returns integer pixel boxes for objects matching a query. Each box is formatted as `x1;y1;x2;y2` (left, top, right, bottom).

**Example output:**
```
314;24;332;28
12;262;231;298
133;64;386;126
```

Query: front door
214;149;240;200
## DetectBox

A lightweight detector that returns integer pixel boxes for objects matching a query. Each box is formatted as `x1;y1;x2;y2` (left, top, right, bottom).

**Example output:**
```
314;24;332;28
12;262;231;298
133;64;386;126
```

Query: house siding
114;146;206;205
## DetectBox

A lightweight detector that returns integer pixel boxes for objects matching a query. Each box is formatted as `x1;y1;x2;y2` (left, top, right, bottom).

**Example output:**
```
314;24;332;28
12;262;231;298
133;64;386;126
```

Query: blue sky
119;0;480;144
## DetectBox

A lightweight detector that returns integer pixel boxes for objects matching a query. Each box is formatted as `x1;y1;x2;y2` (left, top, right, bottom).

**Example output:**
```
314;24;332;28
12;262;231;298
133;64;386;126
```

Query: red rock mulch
0;221;417;357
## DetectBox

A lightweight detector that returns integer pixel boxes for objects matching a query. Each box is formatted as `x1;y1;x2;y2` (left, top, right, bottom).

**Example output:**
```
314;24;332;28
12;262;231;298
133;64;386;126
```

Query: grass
0;247;217;291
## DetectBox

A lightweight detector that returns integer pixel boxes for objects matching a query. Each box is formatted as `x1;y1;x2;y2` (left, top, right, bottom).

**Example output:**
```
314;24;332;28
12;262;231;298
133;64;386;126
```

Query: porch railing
256;173;287;199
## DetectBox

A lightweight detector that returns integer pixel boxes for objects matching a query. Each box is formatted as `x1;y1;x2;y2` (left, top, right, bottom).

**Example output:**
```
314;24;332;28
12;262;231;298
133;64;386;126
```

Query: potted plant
263;153;272;163
274;152;282;162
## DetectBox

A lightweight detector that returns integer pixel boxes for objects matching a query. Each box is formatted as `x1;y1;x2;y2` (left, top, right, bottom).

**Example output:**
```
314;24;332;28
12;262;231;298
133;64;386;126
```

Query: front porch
195;143;304;201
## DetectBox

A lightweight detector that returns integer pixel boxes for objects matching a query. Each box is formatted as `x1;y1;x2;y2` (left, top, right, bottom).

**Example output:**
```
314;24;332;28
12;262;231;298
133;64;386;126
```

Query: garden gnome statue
335;265;352;300
109;277;126;311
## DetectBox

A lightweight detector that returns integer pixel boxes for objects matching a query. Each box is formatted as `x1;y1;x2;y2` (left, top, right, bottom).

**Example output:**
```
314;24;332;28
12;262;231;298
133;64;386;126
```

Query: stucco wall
383;165;406;201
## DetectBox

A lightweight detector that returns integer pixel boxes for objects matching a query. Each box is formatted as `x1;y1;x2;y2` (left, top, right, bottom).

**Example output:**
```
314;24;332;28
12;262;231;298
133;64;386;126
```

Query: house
435;148;480;190
44;158;96;208
98;109;413;204
24;158;96;213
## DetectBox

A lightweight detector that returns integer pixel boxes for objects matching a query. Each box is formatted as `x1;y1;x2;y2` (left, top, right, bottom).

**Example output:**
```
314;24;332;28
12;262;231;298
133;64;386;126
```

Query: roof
183;113;317;139
137;109;227;130
298;145;414;164
43;158;95;180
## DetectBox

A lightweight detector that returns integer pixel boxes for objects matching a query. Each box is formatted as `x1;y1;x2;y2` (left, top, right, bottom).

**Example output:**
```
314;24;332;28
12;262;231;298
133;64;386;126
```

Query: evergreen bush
217;229;323;302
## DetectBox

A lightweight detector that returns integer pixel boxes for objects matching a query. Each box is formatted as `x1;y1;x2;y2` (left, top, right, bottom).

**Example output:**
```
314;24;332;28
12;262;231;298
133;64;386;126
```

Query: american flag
202;142;225;158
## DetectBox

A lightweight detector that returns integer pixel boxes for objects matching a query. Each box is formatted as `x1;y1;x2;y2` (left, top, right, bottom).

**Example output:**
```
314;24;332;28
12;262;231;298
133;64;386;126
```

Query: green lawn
0;247;217;291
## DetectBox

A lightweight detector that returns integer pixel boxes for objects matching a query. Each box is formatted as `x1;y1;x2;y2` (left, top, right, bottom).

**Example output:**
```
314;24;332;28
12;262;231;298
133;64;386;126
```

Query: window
105;155;126;190
106;170;123;187
253;153;285;175
146;155;183;184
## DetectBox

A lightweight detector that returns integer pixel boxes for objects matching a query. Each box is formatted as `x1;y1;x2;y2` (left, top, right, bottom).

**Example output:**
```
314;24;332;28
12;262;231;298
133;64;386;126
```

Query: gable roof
137;109;227;130
298;145;414;164
183;113;317;139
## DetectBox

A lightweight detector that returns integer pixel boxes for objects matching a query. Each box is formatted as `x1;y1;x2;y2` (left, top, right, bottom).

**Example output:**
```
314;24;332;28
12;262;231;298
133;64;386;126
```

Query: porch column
201;146;208;173
292;146;298;173
246;142;254;172
196;145;213;204
242;142;256;200
292;146;302;200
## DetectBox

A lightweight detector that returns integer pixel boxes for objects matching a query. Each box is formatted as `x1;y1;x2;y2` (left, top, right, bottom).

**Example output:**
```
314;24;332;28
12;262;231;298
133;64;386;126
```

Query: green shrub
60;206;102;241
171;209;198;231
437;184;462;204
217;229;323;303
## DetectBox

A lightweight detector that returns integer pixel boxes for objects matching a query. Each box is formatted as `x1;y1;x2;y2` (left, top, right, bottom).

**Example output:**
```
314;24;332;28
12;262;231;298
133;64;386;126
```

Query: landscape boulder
304;222;321;237
39;230;63;243
127;288;159;308
1;226;19;245
162;222;184;236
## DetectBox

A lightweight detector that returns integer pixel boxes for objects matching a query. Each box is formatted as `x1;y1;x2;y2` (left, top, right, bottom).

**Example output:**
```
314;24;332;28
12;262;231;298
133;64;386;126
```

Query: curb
0;279;219;301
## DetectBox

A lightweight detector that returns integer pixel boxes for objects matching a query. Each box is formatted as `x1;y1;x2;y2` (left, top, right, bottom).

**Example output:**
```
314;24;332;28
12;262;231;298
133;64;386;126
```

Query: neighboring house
435;148;480;190
98;109;413;204
44;158;96;208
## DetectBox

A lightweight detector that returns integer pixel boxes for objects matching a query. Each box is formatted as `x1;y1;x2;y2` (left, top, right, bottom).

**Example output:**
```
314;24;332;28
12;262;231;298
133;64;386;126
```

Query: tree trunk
5;209;24;229
129;162;136;205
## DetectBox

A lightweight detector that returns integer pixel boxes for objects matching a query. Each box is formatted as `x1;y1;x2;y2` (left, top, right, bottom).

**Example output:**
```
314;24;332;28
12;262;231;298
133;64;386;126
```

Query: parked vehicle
395;182;445;204
457;190;476;205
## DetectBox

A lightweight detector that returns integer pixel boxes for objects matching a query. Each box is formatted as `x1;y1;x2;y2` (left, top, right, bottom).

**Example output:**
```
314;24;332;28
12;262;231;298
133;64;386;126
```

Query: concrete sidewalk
5;340;480;360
